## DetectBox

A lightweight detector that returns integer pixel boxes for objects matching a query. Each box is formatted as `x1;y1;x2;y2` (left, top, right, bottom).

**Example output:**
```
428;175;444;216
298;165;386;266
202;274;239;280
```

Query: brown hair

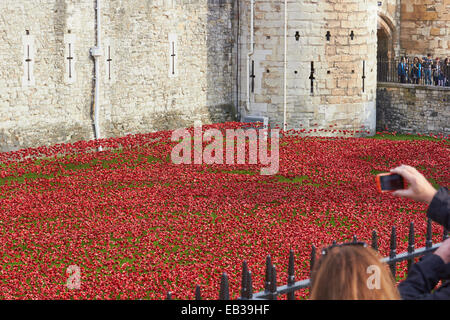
310;245;400;300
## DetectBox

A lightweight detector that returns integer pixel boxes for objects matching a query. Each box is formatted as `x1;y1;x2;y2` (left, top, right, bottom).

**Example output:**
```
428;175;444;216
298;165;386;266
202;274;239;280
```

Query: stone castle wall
0;0;448;152
377;0;401;58
400;0;450;57
0;0;236;152
377;82;450;135
238;0;378;134
377;0;449;59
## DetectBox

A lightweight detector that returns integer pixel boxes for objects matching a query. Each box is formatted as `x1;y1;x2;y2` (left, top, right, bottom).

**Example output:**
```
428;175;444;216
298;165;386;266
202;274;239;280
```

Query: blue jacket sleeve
398;63;402;76
398;254;450;300
427;187;450;230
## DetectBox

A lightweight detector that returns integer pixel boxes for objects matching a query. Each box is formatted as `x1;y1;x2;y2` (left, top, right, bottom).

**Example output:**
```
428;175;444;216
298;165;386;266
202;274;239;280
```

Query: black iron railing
167;219;449;300
377;58;450;87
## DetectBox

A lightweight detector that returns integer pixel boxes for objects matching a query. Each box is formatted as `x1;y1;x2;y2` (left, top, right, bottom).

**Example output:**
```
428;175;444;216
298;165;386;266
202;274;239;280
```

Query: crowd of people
397;54;450;86
310;165;449;300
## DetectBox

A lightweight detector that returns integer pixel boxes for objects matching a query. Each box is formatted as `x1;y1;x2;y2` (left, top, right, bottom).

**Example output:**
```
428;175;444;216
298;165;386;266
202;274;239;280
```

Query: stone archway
377;13;396;60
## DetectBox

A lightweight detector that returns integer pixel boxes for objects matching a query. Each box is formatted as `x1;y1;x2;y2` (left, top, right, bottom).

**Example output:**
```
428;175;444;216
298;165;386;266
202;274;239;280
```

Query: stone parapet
376;82;450;135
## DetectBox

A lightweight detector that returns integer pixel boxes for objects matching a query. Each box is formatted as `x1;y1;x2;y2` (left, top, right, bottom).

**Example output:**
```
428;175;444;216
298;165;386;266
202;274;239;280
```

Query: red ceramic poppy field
0;123;448;299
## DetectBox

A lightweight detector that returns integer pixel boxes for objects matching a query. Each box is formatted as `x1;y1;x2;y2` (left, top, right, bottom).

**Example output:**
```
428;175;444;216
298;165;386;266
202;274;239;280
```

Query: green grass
292;208;308;217
274;175;322;187
427;177;441;190
225;169;256;175
276;175;310;184
0;172;55;186
366;133;445;142
369;169;385;176
0;145;162;188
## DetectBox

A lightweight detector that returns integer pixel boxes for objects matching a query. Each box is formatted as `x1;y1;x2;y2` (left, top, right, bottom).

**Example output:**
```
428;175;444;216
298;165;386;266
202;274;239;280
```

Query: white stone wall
0;0;448;151
0;0;236;151
238;0;378;134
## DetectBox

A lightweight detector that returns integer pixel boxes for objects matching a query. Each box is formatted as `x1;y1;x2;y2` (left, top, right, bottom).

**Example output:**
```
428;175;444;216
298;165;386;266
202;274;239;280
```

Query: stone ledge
377;82;450;92
376;81;449;135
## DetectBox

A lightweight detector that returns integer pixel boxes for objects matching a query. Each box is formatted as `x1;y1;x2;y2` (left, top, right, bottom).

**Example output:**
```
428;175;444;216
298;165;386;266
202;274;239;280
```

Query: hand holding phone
376;173;408;193
389;165;438;204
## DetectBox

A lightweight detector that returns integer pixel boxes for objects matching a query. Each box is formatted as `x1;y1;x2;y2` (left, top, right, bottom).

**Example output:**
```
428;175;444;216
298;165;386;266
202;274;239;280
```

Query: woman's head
310;243;400;300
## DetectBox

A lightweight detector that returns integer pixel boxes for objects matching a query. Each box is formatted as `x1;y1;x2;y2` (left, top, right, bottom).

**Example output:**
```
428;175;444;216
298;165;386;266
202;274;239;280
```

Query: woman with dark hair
309;242;400;300
438;66;445;86
411;57;421;84
397;57;407;83
445;58;450;86
405;57;411;83
432;57;441;86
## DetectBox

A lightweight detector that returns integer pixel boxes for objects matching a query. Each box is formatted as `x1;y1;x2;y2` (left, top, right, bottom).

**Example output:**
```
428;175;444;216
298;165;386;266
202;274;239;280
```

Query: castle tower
238;0;378;135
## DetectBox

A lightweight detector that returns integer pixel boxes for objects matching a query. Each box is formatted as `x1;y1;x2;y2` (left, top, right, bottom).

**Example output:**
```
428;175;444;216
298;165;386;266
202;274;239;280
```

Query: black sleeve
398;254;450;300
427;187;450;230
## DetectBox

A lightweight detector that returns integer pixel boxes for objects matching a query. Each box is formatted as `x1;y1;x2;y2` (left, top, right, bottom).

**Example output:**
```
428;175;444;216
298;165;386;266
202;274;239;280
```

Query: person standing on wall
411;57;421;85
445;58;450;87
432;57;441;86
398;57;407;84
423;54;433;85
438;60;445;87
405;57;411;83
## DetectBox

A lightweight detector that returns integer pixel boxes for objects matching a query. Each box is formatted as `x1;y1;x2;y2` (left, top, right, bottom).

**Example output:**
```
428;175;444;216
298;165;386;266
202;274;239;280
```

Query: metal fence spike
247;270;253;299
288;250;295;283
310;245;316;276
408;222;415;249
407;222;415;272
195;285;201;300
287;250;295;300
240;260;248;298
371;230;378;252
219;272;230;300
426;219;432;249
264;255;272;292
269;265;278;300
166;291;172;300
389;226;397;277
390;226;397;252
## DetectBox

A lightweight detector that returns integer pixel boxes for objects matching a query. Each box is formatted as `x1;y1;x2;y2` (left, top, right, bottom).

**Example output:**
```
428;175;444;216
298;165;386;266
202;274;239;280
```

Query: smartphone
376;173;408;193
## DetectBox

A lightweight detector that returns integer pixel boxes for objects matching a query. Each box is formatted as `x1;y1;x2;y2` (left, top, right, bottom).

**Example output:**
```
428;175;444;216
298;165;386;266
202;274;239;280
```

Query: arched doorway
377;13;396;81
377;28;390;60
377;14;395;60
